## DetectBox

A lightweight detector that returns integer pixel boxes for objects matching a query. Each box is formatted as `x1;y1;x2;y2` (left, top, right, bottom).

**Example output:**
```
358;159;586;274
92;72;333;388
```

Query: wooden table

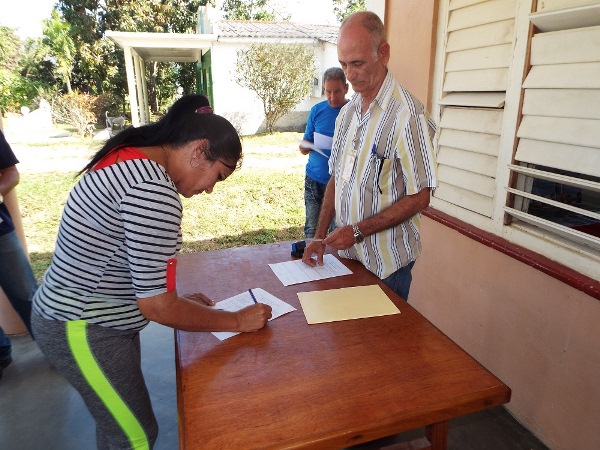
175;242;510;450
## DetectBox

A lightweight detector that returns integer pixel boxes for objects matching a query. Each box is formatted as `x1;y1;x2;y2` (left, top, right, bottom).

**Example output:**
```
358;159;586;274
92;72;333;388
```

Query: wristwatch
352;223;364;243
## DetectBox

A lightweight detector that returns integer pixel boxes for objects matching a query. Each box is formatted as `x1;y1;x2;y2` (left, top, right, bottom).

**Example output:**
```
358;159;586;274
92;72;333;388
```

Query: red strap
93;147;149;171
166;258;177;292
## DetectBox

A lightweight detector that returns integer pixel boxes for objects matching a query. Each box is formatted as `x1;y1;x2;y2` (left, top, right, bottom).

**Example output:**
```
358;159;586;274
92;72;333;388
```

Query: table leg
425;421;449;450
380;422;448;450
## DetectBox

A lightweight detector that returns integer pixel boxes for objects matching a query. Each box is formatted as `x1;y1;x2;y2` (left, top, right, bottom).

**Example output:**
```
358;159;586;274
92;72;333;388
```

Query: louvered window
434;0;517;217
505;2;600;251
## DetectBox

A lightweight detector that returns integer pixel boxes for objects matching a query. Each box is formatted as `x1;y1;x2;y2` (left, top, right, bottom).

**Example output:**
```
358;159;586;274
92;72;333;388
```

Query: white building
107;6;342;135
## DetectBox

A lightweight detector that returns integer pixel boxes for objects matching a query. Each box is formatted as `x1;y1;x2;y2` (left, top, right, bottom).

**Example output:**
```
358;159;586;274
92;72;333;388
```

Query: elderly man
302;11;438;301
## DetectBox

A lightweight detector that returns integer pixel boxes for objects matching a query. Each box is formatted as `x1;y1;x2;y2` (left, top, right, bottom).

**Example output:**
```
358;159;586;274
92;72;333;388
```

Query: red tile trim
423;208;600;301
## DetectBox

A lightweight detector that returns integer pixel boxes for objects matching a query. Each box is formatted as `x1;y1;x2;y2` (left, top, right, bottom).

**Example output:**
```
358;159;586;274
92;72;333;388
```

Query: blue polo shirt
303;100;345;185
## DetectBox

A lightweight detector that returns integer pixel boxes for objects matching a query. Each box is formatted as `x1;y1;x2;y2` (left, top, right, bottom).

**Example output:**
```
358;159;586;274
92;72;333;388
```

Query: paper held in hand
298;133;332;158
298;139;328;158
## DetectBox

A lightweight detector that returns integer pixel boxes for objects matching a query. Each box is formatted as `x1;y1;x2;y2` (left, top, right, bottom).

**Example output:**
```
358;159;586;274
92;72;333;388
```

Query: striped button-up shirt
329;71;438;279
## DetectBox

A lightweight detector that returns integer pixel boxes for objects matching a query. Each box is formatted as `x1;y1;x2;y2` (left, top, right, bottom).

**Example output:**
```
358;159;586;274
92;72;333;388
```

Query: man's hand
299;145;311;155
322;225;356;250
302;226;358;267
302;239;326;267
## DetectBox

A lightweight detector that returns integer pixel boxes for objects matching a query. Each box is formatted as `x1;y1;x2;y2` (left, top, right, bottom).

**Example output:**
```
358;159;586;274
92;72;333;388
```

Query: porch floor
0;322;549;450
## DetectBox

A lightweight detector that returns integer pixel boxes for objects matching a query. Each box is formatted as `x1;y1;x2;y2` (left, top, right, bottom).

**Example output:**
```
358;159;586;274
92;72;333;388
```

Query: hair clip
195;106;213;114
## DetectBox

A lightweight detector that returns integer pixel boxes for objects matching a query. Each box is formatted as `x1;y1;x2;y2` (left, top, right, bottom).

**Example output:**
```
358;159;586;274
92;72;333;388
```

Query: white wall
366;0;386;22
211;40;343;135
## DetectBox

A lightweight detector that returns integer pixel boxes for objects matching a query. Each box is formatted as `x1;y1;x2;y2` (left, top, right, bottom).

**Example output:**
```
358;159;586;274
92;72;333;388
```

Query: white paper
298;139;329;158
211;288;296;341
269;254;353;286
313;132;333;151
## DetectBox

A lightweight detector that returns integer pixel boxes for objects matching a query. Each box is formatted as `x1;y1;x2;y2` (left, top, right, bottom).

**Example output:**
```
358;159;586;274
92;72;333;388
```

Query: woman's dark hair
80;94;242;174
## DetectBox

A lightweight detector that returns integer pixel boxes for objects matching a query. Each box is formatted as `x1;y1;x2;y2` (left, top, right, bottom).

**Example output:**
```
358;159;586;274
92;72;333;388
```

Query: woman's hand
182;292;215;306
236;304;273;332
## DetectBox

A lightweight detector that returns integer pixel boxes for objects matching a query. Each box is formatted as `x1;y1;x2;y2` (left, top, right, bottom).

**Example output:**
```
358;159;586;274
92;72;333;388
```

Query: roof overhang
106;31;216;62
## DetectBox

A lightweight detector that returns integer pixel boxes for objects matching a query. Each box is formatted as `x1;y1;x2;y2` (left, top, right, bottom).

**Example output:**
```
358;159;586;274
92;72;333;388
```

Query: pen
248;289;258;304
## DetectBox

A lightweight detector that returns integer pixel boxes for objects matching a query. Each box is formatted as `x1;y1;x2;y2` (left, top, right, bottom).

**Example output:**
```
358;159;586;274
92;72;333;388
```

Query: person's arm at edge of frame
323;187;431;252
0;165;20;197
302;176;337;267
137;290;272;333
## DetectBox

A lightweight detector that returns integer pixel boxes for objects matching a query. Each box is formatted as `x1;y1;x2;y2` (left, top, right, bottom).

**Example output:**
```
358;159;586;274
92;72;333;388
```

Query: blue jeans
382;261;415;302
0;231;38;362
304;175;333;238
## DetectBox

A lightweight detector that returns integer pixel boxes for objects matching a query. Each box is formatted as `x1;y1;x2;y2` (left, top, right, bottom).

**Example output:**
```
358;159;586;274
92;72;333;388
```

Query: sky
0;0;338;39
253;0;338;25
0;0;57;38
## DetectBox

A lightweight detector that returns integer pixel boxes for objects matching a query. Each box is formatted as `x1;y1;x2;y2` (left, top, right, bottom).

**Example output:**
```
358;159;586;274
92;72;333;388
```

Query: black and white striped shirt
33;158;182;331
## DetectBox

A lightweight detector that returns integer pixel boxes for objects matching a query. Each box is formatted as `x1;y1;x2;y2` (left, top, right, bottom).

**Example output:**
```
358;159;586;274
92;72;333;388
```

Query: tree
235;43;315;133
57;0;210;114
332;0;365;23
222;0;276;21
0;26;21;72
41;10;76;93
0;27;49;113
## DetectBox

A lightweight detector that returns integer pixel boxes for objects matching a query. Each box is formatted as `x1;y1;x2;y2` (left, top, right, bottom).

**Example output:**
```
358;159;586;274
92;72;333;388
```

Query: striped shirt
329;71;438;279
33;158;183;331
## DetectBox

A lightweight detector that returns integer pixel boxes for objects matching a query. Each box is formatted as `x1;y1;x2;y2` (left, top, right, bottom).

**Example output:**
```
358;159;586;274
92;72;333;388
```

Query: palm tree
41;9;76;93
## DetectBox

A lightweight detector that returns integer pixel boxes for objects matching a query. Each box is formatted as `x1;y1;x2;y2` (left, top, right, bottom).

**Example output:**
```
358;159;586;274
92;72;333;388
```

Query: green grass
17;173;79;279
16;132;307;280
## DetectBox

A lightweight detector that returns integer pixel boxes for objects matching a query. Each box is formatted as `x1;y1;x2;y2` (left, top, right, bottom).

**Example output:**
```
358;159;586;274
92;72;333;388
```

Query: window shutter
505;12;600;251
435;0;517;217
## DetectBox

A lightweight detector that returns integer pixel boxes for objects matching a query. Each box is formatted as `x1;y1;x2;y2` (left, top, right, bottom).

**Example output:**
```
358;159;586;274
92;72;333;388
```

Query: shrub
92;93;126;125
50;91;97;137
0;69;44;113
235;43;315;133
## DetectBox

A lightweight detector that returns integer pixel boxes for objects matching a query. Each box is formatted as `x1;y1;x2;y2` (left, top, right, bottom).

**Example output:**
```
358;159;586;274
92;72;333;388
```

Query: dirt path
12;142;96;173
4;119;102;173
5;119;305;173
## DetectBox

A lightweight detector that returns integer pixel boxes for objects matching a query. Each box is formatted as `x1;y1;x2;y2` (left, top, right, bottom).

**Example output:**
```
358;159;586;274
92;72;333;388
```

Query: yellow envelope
298;284;401;324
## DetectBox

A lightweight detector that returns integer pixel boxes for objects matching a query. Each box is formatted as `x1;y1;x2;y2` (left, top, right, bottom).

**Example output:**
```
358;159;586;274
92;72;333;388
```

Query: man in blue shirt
299;67;348;238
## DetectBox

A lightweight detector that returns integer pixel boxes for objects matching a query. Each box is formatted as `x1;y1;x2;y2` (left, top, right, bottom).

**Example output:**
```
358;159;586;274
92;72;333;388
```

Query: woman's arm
137;291;272;333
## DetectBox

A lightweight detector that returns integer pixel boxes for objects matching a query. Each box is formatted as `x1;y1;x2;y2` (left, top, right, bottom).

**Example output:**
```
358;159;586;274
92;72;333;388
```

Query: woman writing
32;94;272;449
